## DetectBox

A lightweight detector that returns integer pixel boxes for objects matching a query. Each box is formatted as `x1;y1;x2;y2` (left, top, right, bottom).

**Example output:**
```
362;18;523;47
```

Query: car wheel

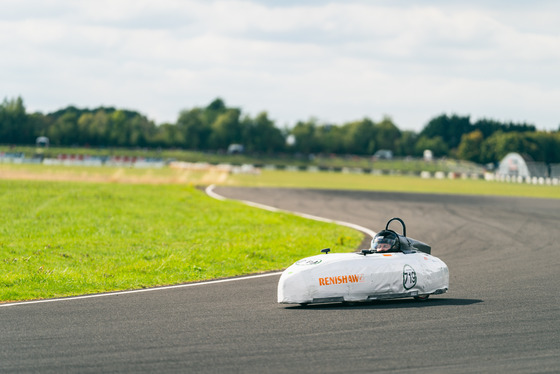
414;294;430;301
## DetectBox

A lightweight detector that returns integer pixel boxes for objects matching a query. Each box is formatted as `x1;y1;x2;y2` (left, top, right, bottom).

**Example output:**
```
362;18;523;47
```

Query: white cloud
1;0;559;130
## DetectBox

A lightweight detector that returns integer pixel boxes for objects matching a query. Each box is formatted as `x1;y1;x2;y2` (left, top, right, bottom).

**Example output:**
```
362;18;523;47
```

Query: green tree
290;120;319;154
0;96;32;144
242;112;285;153
394;130;417;156
89;110;110;146
473;118;535;139
202;98;227;127
315;124;344;154
420;114;471;152
108;110;129;146
76;113;95;145
479;132;538;163
341;118;376;155
129;115;156;147
28;112;51;140
374;116;401;152
47;111;79;145
414;136;448;157
457;130;484;163
208;109;242;150
523;132;560;163
177;108;211;150
152;123;184;147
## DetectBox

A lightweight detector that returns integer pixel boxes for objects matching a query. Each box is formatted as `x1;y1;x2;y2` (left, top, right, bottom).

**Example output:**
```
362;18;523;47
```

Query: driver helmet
371;230;399;252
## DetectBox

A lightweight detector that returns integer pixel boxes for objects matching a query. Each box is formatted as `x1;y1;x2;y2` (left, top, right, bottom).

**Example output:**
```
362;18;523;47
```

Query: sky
1;0;559;131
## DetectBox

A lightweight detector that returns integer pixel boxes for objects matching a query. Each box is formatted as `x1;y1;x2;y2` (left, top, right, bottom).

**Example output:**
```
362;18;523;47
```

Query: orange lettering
319;274;365;286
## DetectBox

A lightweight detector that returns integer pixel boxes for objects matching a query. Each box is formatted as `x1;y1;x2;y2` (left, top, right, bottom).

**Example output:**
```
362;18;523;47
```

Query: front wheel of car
414;294;430;301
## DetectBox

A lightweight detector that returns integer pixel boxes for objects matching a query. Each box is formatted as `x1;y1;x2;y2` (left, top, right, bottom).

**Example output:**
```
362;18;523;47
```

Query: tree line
1;96;559;164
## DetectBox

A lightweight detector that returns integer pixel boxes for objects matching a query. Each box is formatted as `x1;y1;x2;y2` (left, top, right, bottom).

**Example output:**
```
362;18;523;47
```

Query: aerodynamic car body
278;218;449;305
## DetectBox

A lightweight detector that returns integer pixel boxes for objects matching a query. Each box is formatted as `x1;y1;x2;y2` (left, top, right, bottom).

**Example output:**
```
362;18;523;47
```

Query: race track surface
1;187;559;373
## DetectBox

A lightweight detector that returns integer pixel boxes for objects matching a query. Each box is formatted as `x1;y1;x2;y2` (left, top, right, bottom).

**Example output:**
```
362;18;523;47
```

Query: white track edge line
206;185;377;238
0;272;282;308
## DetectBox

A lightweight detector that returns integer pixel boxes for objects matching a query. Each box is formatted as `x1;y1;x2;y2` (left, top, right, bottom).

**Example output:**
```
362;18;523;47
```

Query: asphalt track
1;187;559;373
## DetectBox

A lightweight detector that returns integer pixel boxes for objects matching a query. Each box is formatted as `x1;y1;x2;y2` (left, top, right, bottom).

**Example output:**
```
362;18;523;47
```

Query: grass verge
228;170;560;199
0;180;362;302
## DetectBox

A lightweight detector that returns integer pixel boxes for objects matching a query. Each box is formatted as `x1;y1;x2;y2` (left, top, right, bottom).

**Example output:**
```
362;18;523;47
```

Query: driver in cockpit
371;231;399;252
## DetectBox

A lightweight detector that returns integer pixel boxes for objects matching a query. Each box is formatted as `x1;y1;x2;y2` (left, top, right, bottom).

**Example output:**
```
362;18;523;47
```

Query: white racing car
278;218;449;305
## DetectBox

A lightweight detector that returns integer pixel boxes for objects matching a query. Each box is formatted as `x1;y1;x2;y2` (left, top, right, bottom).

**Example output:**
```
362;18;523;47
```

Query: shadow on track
283;298;483;310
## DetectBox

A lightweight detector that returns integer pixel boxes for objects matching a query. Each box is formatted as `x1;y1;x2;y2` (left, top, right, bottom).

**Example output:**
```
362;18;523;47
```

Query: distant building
373;150;393;160
227;144;244;155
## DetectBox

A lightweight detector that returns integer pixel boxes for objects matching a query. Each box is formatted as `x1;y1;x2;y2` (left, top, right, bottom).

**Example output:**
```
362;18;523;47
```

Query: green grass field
0;180;362;302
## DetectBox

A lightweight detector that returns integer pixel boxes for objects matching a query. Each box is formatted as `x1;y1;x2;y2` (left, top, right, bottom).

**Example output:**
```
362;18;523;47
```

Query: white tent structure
497;153;530;178
497;152;549;179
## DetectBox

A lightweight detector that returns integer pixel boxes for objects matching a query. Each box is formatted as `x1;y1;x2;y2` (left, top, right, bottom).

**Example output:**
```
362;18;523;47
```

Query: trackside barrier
491;174;558;186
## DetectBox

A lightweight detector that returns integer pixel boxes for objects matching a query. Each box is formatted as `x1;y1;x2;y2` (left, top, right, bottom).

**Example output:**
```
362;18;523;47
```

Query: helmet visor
372;236;396;252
